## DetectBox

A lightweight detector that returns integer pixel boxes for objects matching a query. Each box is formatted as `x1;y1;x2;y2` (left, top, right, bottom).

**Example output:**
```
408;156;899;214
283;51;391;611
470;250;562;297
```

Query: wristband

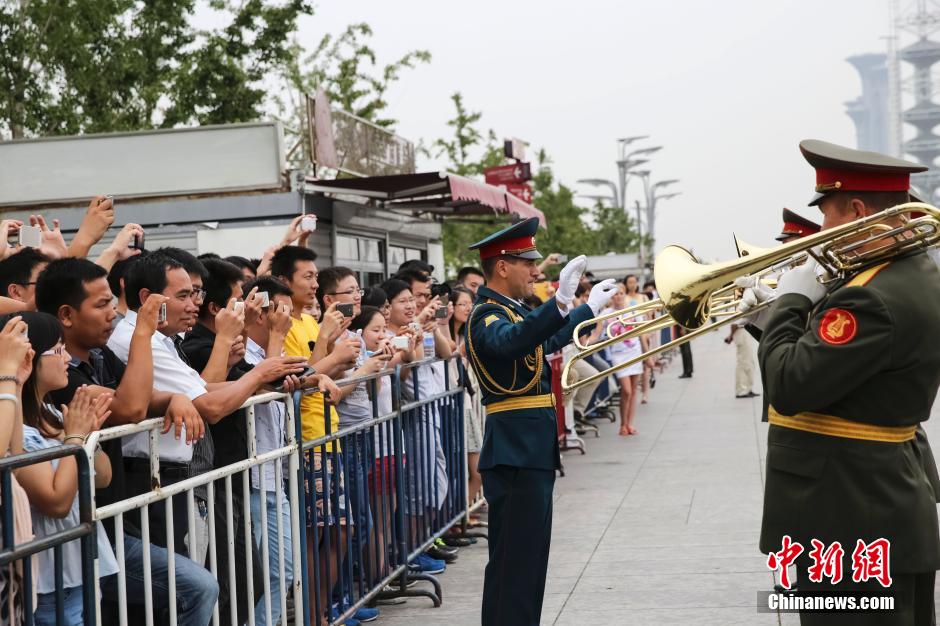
0;393;18;405
0;375;19;385
64;434;88;444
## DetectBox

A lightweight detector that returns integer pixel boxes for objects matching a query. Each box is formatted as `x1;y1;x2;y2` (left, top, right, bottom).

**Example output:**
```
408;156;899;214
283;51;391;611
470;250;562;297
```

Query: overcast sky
295;0;892;261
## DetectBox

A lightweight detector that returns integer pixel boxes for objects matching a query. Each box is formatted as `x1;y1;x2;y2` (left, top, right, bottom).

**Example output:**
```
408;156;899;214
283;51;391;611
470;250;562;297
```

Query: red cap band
781;221;820;237
815;167;910;193
478;235;536;259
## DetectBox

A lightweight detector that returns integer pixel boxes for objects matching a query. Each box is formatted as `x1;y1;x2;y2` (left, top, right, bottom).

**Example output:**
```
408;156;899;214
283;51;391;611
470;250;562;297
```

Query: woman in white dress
604;281;646;435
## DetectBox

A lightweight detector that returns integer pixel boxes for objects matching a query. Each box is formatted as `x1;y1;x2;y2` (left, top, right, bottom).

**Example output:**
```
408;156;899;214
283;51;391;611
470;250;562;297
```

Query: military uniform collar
477;286;529;315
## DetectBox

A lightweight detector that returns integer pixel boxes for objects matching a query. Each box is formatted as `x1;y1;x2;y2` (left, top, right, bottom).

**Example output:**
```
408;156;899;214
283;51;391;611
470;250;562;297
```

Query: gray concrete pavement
377;332;940;625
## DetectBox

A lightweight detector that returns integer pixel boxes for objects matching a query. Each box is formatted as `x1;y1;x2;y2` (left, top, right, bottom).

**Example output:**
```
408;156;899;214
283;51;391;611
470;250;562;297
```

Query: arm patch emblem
818;308;858;345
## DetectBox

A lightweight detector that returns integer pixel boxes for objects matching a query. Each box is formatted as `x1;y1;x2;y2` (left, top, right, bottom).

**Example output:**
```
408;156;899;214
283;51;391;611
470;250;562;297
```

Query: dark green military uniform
757;140;940;625
464;218;594;626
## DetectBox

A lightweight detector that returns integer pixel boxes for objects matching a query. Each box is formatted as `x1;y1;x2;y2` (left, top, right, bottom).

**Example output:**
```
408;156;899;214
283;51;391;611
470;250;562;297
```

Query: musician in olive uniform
743;140;940;624
464;218;616;626
777;207;821;243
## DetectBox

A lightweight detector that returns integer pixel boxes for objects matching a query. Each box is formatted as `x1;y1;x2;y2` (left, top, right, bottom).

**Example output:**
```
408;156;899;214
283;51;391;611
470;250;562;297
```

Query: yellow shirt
284;314;338;447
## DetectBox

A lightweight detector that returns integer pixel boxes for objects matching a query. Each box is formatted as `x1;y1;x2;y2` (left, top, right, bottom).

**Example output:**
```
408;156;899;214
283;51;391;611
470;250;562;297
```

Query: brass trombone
561;202;940;392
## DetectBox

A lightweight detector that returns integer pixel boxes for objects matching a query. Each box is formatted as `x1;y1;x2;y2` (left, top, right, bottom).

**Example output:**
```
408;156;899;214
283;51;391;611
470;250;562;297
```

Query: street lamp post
578;138;679;276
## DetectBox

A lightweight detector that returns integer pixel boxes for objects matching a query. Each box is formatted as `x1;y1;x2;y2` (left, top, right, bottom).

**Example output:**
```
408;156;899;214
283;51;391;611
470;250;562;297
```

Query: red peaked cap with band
800;139;927;207
776;207;820;242
469;217;543;260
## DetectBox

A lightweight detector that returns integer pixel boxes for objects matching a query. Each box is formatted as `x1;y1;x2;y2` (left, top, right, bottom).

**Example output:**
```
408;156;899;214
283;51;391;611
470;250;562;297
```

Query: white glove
775;259;828;304
556;254;587;307
587;279;619;315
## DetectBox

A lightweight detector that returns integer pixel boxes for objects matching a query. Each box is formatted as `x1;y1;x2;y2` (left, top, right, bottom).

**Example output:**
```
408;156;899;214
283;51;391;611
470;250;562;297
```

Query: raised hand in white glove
775;259;828;305
587;279;619;315
556;254;587;308
734;276;777;330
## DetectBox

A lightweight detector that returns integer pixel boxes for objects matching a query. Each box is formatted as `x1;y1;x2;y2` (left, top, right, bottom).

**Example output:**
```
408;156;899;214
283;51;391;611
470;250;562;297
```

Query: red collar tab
479;235;536;259
814;167;910;193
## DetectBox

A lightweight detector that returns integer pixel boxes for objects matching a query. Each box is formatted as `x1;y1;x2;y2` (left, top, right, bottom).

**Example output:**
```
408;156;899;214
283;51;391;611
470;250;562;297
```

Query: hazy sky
294;0;892;260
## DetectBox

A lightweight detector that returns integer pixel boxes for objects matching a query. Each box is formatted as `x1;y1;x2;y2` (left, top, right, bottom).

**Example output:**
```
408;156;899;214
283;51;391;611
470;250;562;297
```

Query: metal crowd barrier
2;355;482;626
0;444;97;626
299;355;471;626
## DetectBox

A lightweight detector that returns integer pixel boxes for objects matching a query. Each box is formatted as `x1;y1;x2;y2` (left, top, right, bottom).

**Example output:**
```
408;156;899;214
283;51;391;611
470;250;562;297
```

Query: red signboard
504;183;533;204
484;162;531;185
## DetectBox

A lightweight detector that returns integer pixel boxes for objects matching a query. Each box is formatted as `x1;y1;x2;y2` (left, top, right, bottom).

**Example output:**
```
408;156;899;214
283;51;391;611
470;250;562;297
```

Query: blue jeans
250;487;294;626
99;534;219;626
35;586;83;626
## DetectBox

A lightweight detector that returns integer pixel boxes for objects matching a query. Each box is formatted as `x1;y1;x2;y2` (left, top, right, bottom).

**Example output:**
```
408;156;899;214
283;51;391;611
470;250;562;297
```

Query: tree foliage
0;0;313;140
272;22;430;166
434;95;644;275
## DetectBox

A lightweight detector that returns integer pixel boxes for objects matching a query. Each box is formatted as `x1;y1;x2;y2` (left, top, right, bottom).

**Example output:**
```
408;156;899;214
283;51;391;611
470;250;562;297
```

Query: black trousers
795;569;935;625
679;341;693;375
480;465;555;626
124;459;191;552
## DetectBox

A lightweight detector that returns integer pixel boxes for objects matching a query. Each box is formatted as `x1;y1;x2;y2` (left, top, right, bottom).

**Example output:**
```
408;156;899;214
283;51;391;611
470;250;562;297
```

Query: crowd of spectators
0;196;664;626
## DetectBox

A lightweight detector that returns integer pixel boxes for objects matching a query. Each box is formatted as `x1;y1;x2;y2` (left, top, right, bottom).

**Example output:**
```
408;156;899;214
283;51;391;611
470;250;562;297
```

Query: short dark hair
361;286;387;309
316;266;356;314
831;190;910;212
199;258;244;318
157;247;207;281
271;246;318;280
225;255;258;274
380;278;411;303
481;254;517;279
107;251;149;298
393;269;430;288
349;306;383;333
36;258;108;316
456;266;484;283
0;248;50;297
197;252;221;261
243;275;293;301
397;258;433;276
124;251;184;310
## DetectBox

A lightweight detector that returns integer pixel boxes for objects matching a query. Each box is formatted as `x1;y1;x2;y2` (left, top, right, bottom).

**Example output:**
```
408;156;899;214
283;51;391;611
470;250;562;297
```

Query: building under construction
846;0;940;202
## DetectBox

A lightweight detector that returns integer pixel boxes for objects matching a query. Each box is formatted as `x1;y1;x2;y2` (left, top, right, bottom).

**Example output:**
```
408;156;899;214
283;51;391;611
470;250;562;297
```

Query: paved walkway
379;332;940;625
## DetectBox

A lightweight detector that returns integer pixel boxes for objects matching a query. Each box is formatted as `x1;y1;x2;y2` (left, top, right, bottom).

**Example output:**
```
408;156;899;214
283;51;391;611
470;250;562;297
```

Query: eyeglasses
41;345;65;357
15;282;37;287
328;288;364;297
190;288;206;302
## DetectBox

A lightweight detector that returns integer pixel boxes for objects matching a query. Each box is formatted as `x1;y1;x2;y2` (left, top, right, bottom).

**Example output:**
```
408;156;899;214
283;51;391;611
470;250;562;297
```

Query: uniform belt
486;393;555;415
768;407;917;443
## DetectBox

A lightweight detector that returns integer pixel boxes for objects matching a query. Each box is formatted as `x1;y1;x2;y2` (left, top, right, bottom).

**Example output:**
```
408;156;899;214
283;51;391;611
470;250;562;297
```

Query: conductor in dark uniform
741;139;940;624
464;218;617;626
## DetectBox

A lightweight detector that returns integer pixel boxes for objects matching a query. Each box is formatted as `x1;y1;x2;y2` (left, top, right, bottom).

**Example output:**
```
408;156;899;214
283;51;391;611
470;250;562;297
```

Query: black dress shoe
678;373;692;379
426;545;458;563
736;391;760;398
441;536;473;548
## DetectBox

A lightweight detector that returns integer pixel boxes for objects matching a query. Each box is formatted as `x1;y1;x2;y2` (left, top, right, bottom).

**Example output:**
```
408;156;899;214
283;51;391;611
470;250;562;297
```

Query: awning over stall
306;171;546;227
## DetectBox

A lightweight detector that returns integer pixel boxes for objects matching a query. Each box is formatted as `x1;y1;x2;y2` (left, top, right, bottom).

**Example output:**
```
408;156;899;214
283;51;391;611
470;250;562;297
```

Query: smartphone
104;195;115;210
256;291;270;308
19;225;42;249
276;365;316;390
434;306;448;319
557;254;568;263
392;335;410;350
300;215;317;232
157;302;167;324
337;302;354;317
130;231;145;250
233;301;245;313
